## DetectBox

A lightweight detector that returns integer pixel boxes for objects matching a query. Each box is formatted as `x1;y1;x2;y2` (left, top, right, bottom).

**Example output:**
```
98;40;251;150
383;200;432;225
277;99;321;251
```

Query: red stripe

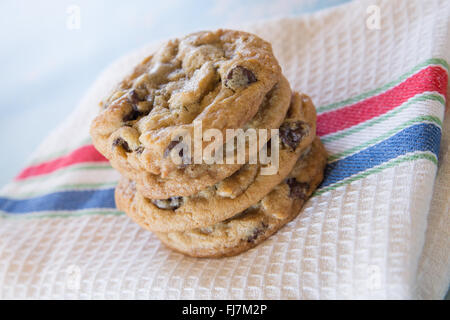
15;145;107;180
317;66;448;136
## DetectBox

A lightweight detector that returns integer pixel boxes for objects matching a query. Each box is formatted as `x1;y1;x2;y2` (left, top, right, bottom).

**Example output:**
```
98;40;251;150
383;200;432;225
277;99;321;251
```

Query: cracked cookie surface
112;75;292;199
90;29;282;182
115;92;317;232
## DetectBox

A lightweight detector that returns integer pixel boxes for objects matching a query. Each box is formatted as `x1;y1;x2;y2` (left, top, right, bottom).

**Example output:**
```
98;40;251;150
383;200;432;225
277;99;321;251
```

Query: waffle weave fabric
0;0;449;299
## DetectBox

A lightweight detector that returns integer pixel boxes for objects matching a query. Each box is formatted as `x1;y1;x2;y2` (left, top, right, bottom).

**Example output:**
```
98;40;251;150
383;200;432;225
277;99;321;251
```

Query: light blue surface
0;0;350;186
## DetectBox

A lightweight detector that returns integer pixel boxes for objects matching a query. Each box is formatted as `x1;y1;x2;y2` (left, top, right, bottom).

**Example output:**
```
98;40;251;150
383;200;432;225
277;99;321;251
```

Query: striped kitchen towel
0;0;449;299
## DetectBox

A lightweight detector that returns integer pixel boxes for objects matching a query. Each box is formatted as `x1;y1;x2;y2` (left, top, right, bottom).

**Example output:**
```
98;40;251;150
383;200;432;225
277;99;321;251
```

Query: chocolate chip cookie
154;138;327;258
90;29;282;183
110;75;292;199
115;92;317;232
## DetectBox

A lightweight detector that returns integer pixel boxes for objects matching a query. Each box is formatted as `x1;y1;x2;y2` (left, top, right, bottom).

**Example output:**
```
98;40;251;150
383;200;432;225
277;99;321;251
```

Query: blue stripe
0;123;441;215
320;123;441;188
0;188;115;214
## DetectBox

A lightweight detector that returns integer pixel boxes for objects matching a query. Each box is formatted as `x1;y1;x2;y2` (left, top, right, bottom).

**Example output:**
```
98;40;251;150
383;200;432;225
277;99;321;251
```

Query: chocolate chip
122;106;142;122
135;146;144;154
286;178;309;200
151;197;183;210
122;89;151;122
246;222;268;243
112;137;131;153
128;89;141;105
279;121;309;150
224;66;257;90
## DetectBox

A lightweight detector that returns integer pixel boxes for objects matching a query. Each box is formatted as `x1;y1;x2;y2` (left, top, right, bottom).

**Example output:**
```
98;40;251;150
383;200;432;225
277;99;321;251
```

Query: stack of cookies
90;29;327;258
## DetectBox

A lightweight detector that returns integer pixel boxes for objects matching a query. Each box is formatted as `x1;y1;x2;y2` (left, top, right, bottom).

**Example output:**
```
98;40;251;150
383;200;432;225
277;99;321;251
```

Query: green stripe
317;58;449;113
328;115;442;162
313;152;438;197
322;93;445;144
0;209;124;220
